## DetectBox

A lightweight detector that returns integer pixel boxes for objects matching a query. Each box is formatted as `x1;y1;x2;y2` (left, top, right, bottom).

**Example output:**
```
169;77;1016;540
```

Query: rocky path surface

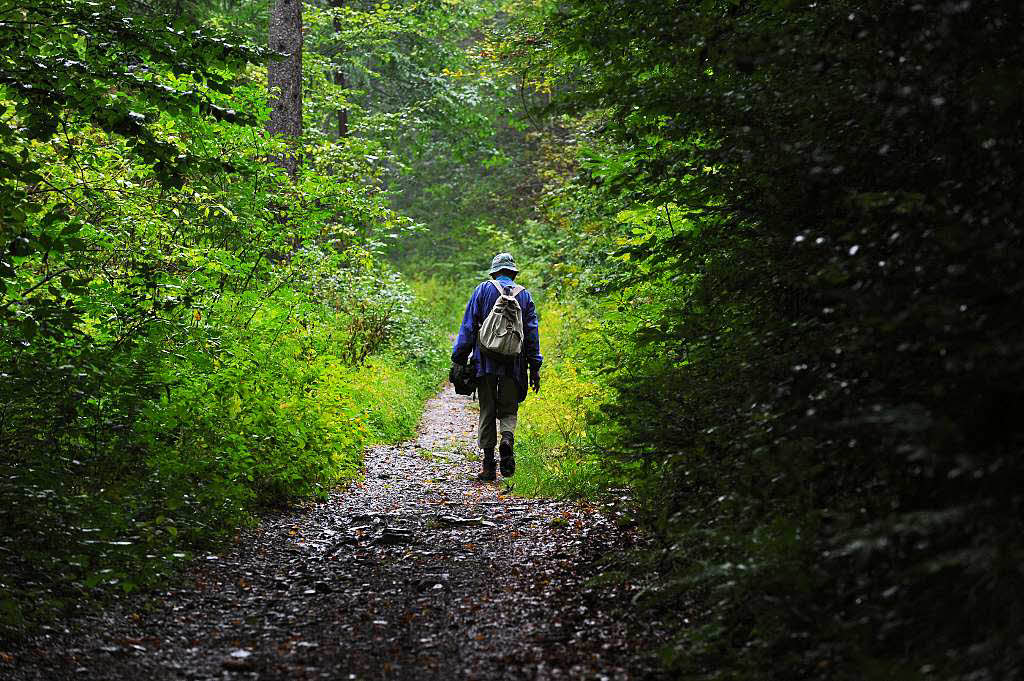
5;386;664;680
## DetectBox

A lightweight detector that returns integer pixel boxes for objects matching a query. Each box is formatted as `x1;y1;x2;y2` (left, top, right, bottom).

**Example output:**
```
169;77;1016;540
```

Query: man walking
452;253;542;481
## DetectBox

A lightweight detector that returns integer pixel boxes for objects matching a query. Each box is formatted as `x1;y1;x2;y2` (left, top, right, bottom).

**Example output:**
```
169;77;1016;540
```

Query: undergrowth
0;279;446;637
512;301;613;500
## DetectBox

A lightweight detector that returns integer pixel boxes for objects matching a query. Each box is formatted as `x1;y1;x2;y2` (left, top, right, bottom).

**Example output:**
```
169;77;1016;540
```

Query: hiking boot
476;449;497;482
499;432;515;478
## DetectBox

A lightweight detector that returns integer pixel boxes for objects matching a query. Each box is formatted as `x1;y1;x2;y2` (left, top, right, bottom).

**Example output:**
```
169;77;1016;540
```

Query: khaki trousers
477;375;519;450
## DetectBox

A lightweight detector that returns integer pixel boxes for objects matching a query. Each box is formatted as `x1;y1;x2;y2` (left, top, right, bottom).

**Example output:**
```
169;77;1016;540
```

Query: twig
0;267;74;311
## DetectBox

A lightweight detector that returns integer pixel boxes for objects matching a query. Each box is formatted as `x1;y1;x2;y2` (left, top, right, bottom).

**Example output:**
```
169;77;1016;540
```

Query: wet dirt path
6;386;662;680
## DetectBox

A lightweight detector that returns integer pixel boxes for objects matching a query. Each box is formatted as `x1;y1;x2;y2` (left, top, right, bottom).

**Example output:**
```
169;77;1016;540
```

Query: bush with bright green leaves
0;0;444;635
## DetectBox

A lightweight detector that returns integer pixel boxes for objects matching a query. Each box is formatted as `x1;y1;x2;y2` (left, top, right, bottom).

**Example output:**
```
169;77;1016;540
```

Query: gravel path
4;386;663;680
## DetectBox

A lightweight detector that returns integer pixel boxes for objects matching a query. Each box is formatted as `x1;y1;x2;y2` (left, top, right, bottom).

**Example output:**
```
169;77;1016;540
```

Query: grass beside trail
511;301;613;500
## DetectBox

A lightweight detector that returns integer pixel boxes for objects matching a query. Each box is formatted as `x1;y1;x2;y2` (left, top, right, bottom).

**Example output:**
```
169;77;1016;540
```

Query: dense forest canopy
2;0;1022;679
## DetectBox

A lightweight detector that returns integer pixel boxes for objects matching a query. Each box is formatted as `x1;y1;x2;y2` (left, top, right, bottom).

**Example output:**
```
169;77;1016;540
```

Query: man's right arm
451;286;479;365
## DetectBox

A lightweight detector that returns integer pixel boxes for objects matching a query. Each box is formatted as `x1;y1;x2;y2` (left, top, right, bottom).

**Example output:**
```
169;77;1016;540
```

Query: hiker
451;253;542;481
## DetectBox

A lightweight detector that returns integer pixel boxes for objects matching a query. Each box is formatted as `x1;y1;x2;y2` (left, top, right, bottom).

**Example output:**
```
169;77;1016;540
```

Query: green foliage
512;300;613;500
407;275;469;326
0;0;447;636
491;0;1024;679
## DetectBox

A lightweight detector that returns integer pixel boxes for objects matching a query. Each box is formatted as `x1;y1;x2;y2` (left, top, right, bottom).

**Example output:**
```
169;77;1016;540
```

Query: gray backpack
479;280;525;358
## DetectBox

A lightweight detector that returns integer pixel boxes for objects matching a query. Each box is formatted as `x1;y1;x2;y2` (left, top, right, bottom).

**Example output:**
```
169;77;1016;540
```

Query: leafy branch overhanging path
6;387;662;680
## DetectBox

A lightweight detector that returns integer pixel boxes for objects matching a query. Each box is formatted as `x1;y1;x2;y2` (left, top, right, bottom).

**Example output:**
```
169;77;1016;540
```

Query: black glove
529;368;540;393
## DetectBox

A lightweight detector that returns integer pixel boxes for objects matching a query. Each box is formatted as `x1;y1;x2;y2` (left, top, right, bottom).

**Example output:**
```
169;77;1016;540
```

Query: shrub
0;273;446;637
513;301;614;500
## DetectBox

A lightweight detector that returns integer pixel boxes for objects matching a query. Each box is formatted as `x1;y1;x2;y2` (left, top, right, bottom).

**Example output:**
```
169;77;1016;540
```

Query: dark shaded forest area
2;0;1022;679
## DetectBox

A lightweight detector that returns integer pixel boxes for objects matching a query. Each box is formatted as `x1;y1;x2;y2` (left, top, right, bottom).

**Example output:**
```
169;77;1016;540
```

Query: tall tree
268;0;303;177
331;0;349;138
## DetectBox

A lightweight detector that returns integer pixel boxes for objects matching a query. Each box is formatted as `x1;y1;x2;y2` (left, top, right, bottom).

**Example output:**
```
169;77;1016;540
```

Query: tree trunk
334;67;349;138
331;0;348;138
268;0;303;178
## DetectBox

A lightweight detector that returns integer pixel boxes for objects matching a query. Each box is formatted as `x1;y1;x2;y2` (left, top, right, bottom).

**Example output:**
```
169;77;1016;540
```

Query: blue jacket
452;278;542;402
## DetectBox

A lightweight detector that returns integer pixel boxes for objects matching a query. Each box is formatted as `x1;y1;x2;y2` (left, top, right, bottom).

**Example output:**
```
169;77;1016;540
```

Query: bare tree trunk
331;0;348;138
334;68;349;138
268;0;303;178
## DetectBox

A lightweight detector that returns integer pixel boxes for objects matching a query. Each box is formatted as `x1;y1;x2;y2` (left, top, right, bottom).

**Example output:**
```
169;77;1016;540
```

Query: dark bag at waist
449;362;478;396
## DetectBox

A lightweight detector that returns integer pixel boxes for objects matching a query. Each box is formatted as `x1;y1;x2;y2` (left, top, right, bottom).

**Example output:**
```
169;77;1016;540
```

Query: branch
0;267;75;312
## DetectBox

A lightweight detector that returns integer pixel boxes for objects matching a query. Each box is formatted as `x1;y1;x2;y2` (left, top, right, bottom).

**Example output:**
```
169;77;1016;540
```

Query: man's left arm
523;293;542;391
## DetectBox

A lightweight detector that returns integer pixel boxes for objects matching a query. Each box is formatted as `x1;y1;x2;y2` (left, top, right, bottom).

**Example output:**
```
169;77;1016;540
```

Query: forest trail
6;385;661;681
